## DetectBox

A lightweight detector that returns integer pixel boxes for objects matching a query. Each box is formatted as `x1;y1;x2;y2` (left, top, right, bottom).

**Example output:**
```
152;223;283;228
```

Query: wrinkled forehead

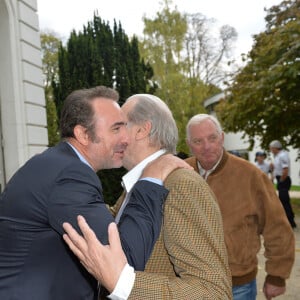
189;120;220;137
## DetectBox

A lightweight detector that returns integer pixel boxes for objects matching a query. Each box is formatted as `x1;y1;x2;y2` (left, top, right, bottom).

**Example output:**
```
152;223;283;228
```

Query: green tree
52;13;156;204
184;13;237;85
40;31;61;146
217;0;300;153
140;0;236;152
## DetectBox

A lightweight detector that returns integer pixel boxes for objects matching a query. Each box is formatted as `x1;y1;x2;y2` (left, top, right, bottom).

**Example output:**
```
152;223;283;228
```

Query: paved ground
289;191;300;199
256;214;300;299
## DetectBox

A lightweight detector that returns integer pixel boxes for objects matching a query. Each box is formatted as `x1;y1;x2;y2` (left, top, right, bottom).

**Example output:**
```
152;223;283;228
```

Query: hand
263;282;286;299
141;153;193;181
63;215;127;292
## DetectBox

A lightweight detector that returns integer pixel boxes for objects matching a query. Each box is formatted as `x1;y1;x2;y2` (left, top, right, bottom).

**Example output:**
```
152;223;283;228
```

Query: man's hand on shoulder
141;153;193;181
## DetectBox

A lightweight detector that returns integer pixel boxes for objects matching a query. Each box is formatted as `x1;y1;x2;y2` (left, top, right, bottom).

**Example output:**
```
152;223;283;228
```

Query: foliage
46;98;59;146
53;15;155;116
140;0;236;152
40;31;60;146
184;13;237;85
217;0;300;154
52;14;156;204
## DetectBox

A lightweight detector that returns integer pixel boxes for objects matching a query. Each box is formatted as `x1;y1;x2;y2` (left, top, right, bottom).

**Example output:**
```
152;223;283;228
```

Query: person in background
185;114;295;300
255;151;272;178
269;140;297;229
0;86;187;300
63;94;232;299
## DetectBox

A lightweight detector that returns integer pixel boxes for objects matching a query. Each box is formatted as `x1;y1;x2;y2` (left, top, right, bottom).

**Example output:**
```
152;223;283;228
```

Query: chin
113;162;123;168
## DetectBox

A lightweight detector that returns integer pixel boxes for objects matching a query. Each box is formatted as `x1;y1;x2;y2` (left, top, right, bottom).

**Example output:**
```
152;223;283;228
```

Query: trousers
232;279;257;300
276;176;296;228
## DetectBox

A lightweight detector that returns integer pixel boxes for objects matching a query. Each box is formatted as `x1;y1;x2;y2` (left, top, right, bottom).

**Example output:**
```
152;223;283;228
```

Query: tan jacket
113;168;232;299
186;151;295;287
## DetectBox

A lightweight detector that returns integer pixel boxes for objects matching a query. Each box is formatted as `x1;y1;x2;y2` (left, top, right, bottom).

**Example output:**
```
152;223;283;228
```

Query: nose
121;127;129;145
202;140;210;150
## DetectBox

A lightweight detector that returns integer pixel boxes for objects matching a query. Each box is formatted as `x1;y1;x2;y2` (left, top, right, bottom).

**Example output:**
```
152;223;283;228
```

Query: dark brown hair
59;86;119;141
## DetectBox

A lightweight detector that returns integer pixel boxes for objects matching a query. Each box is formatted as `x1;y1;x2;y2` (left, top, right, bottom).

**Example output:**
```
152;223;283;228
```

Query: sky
37;0;282;60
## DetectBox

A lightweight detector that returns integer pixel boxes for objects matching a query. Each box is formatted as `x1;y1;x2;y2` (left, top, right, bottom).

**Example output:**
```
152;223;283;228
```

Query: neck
128;144;161;170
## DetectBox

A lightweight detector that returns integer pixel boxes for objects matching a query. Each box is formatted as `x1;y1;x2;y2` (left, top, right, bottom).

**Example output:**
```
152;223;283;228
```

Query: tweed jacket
185;151;295;287
112;168;232;299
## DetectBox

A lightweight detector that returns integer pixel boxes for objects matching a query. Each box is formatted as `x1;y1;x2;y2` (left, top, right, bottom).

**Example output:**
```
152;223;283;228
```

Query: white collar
197;150;223;179
122;149;166;193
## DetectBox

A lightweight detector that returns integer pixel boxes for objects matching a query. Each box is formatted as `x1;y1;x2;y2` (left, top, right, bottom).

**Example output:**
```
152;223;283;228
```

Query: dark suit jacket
0;142;167;300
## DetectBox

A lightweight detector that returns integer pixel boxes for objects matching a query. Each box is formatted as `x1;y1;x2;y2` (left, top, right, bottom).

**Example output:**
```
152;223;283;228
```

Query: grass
291;185;300;191
291;198;300;216
290;186;300;216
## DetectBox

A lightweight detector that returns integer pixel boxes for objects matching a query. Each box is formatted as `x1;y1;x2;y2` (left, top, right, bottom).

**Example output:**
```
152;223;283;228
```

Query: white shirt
273;150;290;177
255;161;271;175
115;149;166;223
197;150;223;180
109;149;166;300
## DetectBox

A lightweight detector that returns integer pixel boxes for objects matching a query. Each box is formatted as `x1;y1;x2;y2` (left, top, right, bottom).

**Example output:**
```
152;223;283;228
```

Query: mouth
115;150;124;156
114;144;128;157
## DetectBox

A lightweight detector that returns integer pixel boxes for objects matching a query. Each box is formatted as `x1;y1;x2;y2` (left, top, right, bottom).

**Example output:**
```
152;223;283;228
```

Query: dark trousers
276;176;296;228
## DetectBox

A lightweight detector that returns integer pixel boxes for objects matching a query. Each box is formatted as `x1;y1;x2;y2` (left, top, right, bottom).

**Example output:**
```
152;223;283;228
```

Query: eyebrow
111;121;127;128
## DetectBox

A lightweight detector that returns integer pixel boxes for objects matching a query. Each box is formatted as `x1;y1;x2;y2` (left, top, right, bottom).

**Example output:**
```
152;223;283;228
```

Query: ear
136;120;152;140
73;125;89;145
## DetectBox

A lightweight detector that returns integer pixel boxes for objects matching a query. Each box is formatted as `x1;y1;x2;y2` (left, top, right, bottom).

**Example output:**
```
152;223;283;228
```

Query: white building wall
0;0;48;187
224;134;300;186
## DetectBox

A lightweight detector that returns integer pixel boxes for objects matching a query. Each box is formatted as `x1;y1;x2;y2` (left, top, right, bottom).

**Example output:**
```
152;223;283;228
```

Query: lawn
291;198;300;216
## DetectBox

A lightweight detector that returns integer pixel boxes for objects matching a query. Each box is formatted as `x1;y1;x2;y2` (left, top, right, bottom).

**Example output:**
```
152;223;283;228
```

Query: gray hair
186;114;223;141
269;140;282;149
125;94;178;153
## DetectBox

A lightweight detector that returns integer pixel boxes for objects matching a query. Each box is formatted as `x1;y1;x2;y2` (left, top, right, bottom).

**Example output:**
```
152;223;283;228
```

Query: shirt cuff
139;177;163;186
108;263;135;300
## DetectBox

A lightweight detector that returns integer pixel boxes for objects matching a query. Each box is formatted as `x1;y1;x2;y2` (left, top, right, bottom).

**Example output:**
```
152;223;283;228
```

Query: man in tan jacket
185;114;295;300
63;95;232;299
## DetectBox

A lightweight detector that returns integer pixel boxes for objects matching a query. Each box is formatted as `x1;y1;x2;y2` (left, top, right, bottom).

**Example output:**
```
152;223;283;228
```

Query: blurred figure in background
269;140;296;229
255;151;272;179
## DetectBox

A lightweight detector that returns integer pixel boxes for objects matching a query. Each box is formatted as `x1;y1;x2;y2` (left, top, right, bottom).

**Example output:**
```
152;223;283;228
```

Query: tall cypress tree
52;12;156;204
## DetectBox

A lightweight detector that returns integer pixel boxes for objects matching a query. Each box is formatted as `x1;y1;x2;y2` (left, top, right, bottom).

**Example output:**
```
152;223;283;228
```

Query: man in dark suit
0;86;186;300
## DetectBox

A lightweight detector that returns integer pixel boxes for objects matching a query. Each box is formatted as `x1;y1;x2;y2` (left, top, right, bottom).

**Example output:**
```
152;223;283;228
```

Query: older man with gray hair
185;114;295;300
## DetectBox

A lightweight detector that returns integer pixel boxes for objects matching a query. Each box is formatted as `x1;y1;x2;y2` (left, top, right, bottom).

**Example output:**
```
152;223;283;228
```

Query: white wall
224;133;300;186
0;0;48;186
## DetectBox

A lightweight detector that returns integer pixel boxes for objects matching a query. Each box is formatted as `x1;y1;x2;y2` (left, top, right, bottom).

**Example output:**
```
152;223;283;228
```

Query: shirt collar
67;142;93;170
197;150;223;179
122;149;166;193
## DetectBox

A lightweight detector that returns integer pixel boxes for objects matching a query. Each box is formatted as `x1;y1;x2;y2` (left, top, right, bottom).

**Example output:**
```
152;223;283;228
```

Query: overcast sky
37;0;282;59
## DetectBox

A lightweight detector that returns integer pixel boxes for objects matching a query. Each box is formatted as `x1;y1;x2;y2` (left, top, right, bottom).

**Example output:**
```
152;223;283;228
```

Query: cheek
190;145;202;155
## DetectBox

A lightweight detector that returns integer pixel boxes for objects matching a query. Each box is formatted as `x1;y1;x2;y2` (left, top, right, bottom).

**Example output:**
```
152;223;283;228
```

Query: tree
40;31;61;146
140;0;236;152
217;0;300;154
184;13;237;85
52;13;156;204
